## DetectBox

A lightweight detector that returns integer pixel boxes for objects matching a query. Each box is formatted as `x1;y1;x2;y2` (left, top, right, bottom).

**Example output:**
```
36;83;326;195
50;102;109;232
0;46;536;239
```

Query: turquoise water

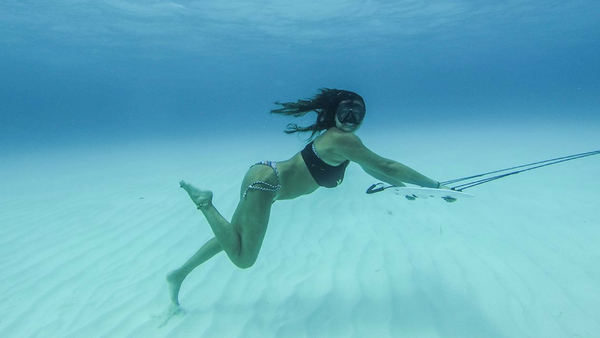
1;2;600;337
1;1;599;149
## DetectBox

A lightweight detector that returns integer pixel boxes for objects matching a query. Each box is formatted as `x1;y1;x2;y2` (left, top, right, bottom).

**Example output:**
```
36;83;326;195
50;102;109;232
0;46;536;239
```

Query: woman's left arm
334;133;441;188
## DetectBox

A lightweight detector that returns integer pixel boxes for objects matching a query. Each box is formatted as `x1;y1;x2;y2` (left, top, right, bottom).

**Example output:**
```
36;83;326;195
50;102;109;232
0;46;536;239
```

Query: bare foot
179;180;213;209
166;270;183;306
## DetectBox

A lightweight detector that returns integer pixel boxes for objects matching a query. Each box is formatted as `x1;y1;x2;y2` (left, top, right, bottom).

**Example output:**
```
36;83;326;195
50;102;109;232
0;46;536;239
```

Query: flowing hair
270;88;366;141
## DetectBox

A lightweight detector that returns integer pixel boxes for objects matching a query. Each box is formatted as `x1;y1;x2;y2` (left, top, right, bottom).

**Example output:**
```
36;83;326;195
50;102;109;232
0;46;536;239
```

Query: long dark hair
270;88;366;140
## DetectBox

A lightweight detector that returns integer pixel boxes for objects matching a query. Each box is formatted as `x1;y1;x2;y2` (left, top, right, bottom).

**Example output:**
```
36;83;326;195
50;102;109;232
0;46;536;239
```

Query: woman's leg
166;237;222;305
168;165;278;305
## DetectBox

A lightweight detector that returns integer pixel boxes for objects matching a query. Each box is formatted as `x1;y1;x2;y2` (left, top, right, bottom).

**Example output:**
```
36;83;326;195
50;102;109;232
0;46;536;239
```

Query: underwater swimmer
167;88;450;306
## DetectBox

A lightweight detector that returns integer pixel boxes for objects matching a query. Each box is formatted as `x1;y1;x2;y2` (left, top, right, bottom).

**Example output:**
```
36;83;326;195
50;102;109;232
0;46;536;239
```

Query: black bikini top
301;141;349;188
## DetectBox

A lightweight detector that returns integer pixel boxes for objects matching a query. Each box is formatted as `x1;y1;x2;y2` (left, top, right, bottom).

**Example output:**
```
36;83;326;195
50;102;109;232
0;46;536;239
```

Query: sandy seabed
1;123;599;338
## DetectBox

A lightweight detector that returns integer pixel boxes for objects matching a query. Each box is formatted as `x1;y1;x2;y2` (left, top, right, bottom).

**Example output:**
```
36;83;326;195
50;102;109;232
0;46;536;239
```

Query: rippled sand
1;126;599;337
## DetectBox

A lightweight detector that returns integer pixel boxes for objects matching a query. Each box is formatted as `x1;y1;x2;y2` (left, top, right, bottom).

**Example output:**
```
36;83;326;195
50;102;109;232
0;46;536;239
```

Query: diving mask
336;101;365;125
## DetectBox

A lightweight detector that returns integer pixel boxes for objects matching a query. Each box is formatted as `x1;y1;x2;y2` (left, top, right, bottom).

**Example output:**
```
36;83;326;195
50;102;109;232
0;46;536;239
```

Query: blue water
2;1;599;151
2;3;600;337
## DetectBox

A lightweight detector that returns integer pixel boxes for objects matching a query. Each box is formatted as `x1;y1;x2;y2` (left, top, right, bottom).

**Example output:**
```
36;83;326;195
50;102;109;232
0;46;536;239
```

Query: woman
167;88;448;306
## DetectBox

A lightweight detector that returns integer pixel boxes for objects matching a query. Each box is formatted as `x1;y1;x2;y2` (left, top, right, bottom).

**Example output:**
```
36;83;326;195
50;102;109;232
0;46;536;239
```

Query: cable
366;149;600;194
446;150;600;191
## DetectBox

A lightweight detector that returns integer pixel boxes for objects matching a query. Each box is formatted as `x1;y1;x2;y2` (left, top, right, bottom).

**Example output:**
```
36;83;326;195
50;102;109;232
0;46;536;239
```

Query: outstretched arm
359;156;439;187
335;133;440;188
362;167;407;187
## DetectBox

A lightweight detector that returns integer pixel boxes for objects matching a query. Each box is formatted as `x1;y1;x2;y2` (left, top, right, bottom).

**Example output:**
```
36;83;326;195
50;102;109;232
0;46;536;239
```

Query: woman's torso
275;128;350;201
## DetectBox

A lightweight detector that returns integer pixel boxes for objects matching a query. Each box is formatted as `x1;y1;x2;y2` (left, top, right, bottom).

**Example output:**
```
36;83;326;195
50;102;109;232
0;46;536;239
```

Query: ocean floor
1;123;599;338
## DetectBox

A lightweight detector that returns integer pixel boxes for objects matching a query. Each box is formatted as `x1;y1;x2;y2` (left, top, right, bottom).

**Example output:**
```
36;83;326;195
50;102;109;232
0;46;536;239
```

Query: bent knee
233;256;257;269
